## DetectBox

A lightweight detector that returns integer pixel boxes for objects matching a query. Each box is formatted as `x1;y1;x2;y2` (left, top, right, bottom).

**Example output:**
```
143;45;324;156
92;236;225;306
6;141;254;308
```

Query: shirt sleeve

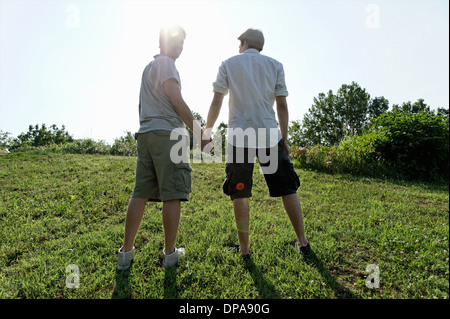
212;62;229;95
156;57;180;86
274;64;289;97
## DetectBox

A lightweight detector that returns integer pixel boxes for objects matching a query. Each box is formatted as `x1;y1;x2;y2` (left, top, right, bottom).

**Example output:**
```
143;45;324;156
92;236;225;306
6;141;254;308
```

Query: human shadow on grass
243;258;281;299
112;261;133;299
112;261;179;299
163;266;178;299
303;249;356;299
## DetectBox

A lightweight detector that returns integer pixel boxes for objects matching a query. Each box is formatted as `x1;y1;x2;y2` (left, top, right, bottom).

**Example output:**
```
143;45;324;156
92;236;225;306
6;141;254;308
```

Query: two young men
117;26;309;270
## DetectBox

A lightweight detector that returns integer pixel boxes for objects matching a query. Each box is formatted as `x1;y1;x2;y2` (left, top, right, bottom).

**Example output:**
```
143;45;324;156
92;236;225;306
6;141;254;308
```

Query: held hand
201;137;213;153
200;128;213;153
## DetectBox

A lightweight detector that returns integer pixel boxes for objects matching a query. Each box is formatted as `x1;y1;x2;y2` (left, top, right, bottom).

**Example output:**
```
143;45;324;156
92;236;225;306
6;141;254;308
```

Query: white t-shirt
213;49;289;148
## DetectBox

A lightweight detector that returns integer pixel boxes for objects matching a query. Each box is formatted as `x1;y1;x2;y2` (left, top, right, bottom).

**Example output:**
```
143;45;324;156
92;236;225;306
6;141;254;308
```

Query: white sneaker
117;247;135;270
163;247;185;268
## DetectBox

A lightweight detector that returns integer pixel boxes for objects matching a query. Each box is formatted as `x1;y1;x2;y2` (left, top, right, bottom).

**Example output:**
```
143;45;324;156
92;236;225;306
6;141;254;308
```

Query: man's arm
205;92;225;133
162;78;211;149
276;96;290;156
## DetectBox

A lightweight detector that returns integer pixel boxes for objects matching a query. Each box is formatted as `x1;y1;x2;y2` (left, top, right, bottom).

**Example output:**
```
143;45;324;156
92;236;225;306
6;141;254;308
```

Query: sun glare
121;1;234;128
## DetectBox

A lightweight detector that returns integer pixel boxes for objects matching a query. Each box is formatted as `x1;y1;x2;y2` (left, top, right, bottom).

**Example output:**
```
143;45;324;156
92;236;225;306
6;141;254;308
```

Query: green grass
0;152;448;299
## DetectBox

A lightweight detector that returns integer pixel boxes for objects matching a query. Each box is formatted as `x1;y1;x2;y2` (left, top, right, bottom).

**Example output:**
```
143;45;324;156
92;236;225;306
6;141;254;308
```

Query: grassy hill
0;152;448;299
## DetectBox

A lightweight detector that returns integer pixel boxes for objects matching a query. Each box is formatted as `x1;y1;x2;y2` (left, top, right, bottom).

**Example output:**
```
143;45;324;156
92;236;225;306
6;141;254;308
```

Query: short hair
238;28;264;51
159;25;186;48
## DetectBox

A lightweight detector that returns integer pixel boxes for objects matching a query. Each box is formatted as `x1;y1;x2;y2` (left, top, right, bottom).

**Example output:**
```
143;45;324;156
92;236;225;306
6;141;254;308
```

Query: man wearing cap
205;28;310;259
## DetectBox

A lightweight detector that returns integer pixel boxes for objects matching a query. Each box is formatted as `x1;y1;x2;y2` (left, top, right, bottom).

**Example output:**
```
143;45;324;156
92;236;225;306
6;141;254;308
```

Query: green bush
291;144;331;173
6;127;138;157
291;110;449;182
290;139;383;178
9;124;73;151
58;139;112;155
14;139;112;155
110;131;136;156
369;110;449;181
333;133;383;176
0;131;13;152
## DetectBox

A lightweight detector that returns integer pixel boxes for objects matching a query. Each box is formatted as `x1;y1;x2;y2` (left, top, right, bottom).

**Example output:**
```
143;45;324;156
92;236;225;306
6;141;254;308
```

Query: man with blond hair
117;25;210;270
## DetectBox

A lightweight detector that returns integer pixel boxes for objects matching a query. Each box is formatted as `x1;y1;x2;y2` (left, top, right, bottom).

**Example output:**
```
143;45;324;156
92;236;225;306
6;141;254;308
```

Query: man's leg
233;198;250;255
282;193;308;247
162;199;181;255
122;197;148;252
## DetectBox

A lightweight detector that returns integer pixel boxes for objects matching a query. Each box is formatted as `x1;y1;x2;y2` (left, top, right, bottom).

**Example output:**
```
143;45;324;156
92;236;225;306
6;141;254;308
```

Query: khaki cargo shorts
132;130;192;202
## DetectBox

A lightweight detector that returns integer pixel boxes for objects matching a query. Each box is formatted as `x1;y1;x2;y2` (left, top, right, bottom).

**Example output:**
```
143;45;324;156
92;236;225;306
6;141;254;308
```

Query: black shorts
223;140;300;200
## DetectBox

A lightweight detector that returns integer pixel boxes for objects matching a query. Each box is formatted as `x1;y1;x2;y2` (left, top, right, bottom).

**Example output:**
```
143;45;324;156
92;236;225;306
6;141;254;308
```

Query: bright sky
0;0;448;144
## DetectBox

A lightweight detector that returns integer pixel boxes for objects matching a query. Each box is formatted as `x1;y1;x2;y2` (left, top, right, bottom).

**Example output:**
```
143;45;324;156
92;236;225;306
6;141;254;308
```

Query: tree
392;99;431;115
302;90;339;145
10;124;73;150
287;120;304;147
368;96;389;120
336;82;371;136
296;82;389;146
437;107;449;116
0;130;13;151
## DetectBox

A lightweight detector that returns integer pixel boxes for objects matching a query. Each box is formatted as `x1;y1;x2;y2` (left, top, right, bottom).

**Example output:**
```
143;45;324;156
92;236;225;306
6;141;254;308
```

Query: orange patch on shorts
236;183;245;190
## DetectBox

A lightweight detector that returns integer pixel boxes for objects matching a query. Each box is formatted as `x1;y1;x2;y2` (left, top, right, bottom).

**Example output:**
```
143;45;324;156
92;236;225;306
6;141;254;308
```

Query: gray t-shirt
137;55;188;135
213;49;288;148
